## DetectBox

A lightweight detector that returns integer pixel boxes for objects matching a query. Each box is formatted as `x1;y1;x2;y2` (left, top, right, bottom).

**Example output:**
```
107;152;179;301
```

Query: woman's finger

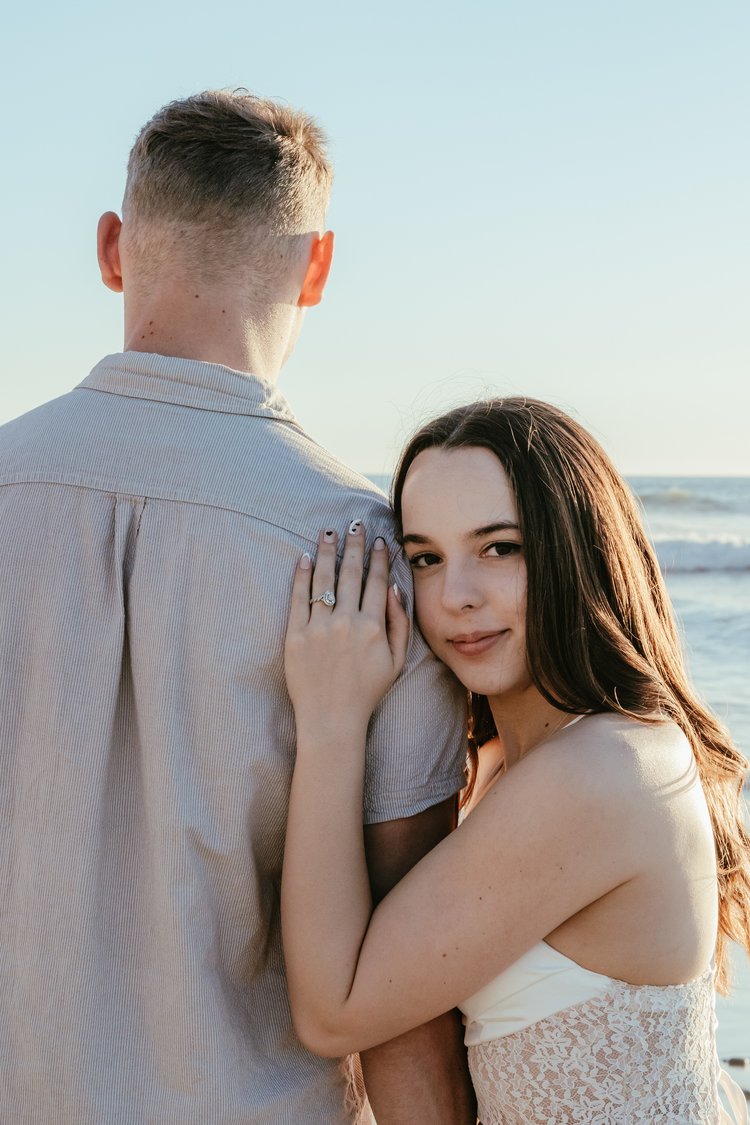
289;551;313;629
309;528;338;610
334;520;366;611
360;536;390;619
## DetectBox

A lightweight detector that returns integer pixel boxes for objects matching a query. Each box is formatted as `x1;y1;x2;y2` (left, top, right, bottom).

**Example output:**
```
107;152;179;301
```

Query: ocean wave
653;535;750;573
636;487;735;513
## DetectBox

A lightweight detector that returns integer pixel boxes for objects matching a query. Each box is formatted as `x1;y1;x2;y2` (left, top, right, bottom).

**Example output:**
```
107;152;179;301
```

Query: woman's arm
282;524;639;1056
282;524;410;1050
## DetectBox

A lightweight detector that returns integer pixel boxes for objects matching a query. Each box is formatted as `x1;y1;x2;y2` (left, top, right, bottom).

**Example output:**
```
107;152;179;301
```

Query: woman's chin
449;667;532;701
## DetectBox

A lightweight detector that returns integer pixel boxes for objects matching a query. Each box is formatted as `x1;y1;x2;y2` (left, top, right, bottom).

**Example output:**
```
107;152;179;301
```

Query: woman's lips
449;630;507;656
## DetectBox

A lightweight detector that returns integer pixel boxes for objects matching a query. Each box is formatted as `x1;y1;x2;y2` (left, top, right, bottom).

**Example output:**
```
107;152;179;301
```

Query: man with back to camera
0;90;476;1122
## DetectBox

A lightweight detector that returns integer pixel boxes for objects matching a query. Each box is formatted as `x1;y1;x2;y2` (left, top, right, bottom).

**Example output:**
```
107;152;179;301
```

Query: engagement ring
310;590;336;607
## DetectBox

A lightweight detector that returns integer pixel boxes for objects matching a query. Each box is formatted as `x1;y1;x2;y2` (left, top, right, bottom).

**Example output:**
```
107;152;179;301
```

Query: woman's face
400;446;530;704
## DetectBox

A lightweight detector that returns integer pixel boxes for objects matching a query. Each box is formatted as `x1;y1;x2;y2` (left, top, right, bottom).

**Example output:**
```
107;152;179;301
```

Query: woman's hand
285;522;410;737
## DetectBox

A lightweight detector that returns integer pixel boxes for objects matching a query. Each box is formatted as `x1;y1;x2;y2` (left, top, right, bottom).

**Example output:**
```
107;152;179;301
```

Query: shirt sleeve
361;546;468;824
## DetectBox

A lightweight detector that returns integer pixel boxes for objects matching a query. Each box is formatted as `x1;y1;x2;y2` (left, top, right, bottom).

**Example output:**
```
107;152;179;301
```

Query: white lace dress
460;941;747;1124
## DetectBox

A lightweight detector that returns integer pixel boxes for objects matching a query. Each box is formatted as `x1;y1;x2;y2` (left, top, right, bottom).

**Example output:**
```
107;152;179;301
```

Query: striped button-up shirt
0;352;466;1124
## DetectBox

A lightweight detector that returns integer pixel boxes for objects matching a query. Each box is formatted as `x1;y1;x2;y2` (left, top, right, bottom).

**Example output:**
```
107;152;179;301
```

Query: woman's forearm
281;717;374;1054
282;528;411;1053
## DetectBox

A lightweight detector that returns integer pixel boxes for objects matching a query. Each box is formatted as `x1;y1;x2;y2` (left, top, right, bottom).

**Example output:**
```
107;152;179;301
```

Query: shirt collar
78;351;299;424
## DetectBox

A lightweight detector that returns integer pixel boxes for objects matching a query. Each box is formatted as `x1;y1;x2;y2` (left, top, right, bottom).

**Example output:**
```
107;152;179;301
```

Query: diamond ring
310;590;336;608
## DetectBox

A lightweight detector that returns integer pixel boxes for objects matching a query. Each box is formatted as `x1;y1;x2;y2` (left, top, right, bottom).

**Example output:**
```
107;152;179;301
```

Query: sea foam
653;535;750;573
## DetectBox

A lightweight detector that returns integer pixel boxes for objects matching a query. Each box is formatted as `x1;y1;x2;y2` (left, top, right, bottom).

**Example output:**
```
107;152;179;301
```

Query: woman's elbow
291;1007;360;1059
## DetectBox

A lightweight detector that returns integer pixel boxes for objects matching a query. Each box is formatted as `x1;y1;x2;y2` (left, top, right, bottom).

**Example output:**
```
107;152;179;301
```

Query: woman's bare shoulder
554;710;689;756
519;711;696;811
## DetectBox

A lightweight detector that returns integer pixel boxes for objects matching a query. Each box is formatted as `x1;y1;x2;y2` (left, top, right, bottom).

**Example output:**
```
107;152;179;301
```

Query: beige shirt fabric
0;352;466;1124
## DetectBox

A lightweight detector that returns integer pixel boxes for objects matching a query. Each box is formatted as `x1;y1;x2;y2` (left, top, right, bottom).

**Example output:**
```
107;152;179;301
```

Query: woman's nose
440;561;482;613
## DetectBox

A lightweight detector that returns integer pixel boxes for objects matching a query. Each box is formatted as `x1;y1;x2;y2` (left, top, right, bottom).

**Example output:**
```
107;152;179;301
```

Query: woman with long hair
281;398;750;1122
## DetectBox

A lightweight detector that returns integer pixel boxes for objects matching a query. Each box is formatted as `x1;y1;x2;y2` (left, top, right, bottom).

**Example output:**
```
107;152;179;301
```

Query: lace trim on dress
468;969;746;1124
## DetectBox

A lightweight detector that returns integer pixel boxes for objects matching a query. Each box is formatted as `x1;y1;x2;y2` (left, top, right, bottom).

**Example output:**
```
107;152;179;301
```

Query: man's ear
297;230;334;308
97;211;124;293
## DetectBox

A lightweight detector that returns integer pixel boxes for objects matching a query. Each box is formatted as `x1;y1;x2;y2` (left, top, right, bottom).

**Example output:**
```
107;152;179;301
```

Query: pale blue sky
2;0;748;474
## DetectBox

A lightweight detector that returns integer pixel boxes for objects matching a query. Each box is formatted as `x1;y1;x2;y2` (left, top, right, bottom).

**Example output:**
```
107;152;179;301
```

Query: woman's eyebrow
471;521;519;537
402;521;519;547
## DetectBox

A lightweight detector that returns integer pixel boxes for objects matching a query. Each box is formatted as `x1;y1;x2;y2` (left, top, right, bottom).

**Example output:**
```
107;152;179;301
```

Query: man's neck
123;287;302;381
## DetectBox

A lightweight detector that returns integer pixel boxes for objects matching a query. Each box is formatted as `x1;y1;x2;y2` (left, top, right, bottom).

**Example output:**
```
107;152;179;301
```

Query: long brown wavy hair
392;397;750;992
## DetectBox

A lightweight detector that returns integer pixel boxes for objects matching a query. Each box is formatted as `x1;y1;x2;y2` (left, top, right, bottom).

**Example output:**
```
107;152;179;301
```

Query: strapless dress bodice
460;941;747;1124
461;939;615;1045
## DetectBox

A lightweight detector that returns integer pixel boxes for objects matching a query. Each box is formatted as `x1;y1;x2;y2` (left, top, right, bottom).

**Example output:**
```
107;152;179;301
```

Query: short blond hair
122;89;333;284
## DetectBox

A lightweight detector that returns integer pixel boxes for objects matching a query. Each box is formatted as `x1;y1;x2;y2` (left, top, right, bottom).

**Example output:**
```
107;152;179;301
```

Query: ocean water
370;472;750;1070
633;477;750;765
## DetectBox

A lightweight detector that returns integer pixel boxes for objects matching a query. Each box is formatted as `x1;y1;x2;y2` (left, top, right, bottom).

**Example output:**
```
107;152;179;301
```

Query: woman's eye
408;552;442;569
483;541;521;558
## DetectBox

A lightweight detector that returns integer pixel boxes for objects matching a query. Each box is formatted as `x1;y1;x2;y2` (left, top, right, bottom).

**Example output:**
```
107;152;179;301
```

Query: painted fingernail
373;537;386;551
323;529;336;542
392;582;401;602
348;520;362;535
300;553;312;570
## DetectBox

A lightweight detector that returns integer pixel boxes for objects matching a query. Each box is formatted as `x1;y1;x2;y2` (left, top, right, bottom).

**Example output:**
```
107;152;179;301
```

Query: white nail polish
348;520;362;535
